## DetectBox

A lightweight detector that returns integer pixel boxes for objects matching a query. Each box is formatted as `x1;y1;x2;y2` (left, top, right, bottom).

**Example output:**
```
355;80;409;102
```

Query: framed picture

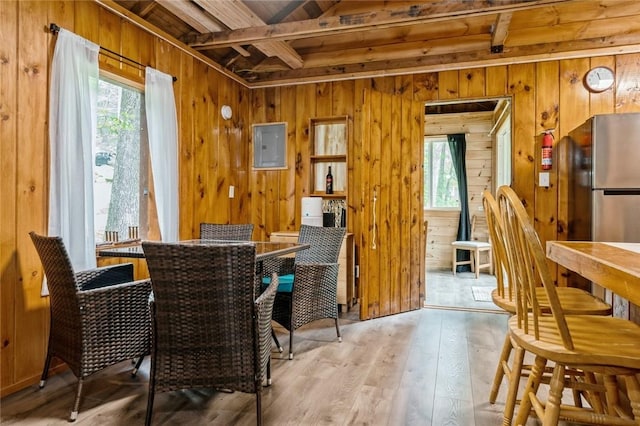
252;122;287;169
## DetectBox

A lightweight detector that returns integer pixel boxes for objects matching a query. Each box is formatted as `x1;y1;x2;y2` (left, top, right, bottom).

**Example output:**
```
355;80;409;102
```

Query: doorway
423;97;511;311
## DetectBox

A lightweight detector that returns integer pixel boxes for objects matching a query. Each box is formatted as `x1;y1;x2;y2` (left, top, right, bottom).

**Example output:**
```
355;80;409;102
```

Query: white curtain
145;67;179;242
46;29;99;294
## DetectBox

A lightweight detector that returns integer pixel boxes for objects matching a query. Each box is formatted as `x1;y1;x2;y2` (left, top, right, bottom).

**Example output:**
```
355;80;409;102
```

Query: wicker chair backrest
296;225;346;263
29;232;82;337
142;241;261;394
199;223;254;241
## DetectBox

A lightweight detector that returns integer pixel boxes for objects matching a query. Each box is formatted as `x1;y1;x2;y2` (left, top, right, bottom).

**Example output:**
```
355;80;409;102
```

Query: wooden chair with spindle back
483;190;611;425
497;185;640;426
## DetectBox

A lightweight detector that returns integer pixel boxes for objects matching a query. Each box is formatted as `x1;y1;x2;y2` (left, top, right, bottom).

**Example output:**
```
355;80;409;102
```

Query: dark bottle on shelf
325;166;333;194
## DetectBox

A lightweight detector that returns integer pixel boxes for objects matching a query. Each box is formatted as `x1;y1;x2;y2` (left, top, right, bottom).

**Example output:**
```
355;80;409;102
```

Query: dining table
546;241;640;306
98;239;310;263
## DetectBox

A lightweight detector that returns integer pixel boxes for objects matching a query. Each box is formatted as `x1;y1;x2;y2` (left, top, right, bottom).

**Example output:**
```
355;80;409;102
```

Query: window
424;136;460;209
94;77;148;242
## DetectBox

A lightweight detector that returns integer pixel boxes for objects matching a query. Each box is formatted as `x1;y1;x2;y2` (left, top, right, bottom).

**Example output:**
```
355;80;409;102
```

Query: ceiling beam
193;0;303;69
245;32;640;87
187;0;571;49
301;34;491;69
132;1;157;18
156;0;250;57
491;13;513;53
156;0;223;32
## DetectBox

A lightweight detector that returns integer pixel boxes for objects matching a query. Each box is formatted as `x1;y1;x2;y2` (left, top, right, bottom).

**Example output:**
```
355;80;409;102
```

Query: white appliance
301;197;323;227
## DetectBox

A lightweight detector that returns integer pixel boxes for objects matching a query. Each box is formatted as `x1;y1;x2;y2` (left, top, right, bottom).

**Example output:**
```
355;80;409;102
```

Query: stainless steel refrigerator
567;113;640;318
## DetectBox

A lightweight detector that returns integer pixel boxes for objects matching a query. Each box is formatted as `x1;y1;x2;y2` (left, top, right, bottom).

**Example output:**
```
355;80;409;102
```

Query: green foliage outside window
424;138;460;208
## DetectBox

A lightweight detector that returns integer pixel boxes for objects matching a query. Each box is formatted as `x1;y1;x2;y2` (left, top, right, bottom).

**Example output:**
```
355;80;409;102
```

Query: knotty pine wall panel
486;66;508;97
535;61;560;282
508;63;537;219
249;55;640;292
1;0;252;396
177;54;195;239
15;0;49;385
459;68;486;98
410;98;426;310
0;0;19;394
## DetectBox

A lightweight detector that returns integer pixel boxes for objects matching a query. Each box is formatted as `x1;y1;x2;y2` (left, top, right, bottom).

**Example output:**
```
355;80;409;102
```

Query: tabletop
546;241;640;306
98;240;310;261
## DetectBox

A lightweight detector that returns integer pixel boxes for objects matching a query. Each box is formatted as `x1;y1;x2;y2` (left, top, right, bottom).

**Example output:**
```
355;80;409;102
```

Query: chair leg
145;387;155;426
489;331;512;404
542;363;565;426
272;329;283;353
514;355;546;426
602;374;621;416
288;329;294;360
334;318;342;343
452;248;457;275
256;390;263;426
69;378;84;422
132;356;144;376
39;351;52;388
580;371;603;413
266;358;272;386
625;373;640;421
474;249;480;279
503;345;525;426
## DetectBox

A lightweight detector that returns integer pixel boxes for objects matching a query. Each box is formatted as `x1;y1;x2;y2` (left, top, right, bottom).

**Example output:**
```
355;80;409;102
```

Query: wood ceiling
106;0;640;87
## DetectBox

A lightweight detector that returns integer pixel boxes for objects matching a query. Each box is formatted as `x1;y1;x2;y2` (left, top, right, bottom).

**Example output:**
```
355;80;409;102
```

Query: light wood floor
2;271;549;425
425;269;500;311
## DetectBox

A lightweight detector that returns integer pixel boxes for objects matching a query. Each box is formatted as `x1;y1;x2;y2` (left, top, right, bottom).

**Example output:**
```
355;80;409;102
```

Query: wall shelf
310;192;347;199
309;116;348;199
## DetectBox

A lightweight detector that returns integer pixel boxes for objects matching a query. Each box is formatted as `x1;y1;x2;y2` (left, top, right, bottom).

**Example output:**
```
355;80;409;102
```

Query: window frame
423;136;461;211
94;69;151;243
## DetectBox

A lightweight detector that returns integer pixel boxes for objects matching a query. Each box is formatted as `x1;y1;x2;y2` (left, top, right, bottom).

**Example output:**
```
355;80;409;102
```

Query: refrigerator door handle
603;189;640;196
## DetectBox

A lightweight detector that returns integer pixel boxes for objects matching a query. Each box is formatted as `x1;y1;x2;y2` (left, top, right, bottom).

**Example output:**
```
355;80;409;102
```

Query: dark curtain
448;133;471;272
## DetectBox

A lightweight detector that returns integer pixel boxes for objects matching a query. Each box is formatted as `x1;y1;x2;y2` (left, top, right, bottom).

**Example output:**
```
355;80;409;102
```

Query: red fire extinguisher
541;130;554;170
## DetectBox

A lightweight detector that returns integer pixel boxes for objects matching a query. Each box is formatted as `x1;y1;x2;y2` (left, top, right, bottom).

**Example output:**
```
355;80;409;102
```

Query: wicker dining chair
29;231;152;422
482;191;611;425
199;223;254;240
263;225;346;360
496;186;640;426
142;241;279;426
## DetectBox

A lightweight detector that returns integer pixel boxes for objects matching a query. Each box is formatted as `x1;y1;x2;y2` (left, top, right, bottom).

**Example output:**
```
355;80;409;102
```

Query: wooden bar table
546;241;640;306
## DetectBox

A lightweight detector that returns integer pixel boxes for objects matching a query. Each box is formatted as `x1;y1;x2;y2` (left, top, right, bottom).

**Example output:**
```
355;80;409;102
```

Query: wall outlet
539;172;550;188
228;185;235;198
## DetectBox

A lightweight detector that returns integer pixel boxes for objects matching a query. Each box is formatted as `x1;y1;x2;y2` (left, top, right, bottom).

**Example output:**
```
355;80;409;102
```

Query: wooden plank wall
424;111;493;269
250;62;640;286
0;1;251;396
4;0;640;396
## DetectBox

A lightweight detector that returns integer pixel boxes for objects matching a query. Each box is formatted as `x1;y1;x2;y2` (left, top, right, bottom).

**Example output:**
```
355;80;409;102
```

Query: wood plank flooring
2;271;549;425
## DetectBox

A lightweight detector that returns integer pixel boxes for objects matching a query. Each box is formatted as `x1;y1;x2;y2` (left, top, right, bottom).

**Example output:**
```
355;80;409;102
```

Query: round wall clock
584;66;615;92
221;105;233;120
